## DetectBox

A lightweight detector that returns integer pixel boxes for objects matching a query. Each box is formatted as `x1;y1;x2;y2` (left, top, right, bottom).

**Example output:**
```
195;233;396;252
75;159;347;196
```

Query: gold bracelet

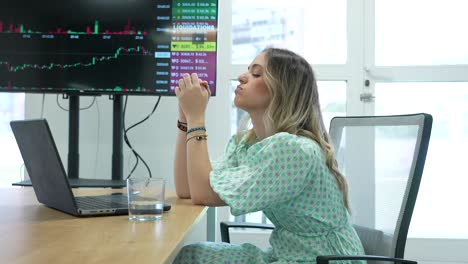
186;133;208;143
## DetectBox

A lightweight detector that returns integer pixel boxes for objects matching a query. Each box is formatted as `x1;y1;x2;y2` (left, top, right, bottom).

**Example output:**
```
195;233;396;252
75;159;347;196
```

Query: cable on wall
56;94;96;111
92;98;101;179
40;94;45;118
123;95;162;179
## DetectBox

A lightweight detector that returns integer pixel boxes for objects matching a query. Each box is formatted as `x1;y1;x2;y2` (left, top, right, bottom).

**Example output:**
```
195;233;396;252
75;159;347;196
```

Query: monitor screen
0;0;218;96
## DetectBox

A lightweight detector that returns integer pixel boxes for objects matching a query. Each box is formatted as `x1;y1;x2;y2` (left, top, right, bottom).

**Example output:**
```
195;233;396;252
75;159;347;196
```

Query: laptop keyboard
75;194;128;210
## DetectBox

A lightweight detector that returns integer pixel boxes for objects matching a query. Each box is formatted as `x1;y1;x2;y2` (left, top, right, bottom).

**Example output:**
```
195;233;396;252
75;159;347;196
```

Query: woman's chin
233;99;245;110
233;97;241;108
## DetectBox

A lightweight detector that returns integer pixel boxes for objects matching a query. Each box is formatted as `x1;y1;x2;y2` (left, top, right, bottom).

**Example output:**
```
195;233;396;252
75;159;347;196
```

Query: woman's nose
238;73;247;84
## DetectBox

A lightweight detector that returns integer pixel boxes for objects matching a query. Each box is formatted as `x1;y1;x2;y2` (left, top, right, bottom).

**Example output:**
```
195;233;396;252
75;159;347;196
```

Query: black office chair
220;113;432;264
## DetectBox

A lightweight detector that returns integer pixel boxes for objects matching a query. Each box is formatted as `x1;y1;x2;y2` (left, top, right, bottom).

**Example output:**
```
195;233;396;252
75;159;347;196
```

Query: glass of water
127;177;165;221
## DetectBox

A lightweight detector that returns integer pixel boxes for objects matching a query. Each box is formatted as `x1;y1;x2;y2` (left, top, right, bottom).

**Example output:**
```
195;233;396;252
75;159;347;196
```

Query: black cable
124;97;156;179
80;97;96;110
125;96;162;133
56;94;96;111
123;96;162;179
123;96;141;179
56;95;68;111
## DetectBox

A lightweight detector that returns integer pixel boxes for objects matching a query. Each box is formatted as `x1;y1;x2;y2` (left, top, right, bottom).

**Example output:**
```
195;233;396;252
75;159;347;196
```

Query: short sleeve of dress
210;132;319;216
210;134;239;171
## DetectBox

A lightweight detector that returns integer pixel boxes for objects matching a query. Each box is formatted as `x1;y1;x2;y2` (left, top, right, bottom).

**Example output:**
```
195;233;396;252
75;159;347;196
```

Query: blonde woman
173;48;364;263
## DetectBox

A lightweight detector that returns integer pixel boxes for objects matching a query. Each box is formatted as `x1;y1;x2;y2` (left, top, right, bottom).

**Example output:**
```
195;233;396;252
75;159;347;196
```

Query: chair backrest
329;113;432;259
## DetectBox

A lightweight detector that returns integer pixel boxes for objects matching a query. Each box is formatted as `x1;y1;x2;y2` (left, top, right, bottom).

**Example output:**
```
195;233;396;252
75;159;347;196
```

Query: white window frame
363;1;468;262
216;0;468;263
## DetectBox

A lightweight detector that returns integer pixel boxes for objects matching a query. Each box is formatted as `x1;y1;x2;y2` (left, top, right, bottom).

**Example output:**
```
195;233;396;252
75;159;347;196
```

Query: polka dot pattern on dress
174;132;365;264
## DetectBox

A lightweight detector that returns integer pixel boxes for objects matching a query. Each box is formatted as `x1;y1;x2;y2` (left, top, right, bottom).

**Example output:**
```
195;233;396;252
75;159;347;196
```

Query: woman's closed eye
251;73;261;78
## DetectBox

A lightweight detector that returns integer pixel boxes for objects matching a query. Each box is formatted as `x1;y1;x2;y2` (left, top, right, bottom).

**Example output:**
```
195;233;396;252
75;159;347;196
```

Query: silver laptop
10;119;130;216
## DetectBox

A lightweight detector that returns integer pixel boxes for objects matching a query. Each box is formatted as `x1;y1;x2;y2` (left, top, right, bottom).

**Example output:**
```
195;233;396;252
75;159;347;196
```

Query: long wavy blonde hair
242;48;350;211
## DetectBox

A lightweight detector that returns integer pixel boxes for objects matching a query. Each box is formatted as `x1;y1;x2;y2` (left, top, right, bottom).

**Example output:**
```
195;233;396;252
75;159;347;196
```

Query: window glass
0;93;25;187
375;82;468;238
232;0;347;64
319;81;347;130
375;0;468;66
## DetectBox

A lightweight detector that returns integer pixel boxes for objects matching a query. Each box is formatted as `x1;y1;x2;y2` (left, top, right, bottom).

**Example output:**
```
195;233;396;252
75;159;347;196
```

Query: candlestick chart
0;0;158;94
0;0;219;95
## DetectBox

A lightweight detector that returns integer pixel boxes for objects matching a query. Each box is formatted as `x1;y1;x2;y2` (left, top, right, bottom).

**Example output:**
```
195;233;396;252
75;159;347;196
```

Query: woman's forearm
186;121;226;206
174;73;222;205
174;128;190;198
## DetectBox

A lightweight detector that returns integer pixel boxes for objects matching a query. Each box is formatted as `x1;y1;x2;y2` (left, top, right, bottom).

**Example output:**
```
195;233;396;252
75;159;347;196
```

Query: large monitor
0;0;218;96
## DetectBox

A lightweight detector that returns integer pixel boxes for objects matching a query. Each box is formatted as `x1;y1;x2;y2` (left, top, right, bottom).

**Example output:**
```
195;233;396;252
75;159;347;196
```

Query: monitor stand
12;94;126;188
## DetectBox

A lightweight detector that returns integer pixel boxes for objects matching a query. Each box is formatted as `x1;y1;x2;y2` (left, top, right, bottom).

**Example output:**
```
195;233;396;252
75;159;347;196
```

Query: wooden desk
0;187;208;264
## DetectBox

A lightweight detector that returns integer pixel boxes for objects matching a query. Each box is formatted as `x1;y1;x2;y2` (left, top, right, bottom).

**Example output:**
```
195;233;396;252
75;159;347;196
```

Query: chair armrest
220;221;275;243
316;254;417;264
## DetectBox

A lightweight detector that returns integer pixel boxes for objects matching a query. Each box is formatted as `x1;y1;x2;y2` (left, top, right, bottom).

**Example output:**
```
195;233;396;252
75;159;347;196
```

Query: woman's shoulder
257;132;323;156
266;132;318;145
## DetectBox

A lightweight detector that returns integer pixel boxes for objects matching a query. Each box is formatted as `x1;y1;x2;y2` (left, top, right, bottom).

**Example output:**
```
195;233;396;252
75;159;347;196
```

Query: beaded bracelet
177;120;187;132
186;133;208;143
187;126;206;134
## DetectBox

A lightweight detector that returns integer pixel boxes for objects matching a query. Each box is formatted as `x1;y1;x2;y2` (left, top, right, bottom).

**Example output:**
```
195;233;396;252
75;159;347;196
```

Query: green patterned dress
173;132;365;264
